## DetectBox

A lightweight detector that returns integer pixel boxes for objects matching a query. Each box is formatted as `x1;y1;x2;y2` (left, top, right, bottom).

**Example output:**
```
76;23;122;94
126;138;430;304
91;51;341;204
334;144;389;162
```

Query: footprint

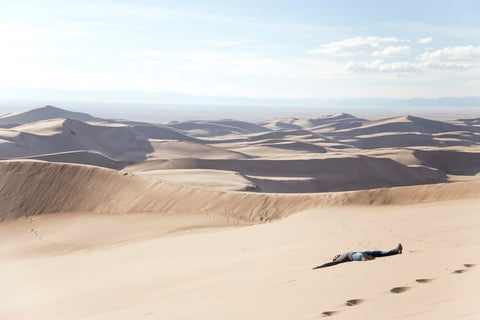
390;286;411;294
345;299;364;306
452;269;469;274
464;264;476;268
416;278;435;283
321;311;339;317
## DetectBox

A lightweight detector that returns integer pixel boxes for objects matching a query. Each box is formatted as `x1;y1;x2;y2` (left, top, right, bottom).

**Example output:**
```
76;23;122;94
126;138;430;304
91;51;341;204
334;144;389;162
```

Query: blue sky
1;0;480;105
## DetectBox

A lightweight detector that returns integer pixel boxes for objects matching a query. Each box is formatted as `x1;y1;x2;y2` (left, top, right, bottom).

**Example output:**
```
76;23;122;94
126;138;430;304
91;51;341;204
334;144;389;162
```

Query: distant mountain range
1;87;480;109
1;95;479;123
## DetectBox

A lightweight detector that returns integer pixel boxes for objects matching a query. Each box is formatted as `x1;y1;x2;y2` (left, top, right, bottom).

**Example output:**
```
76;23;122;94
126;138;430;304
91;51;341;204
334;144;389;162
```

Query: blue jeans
362;249;398;257
352;249;398;261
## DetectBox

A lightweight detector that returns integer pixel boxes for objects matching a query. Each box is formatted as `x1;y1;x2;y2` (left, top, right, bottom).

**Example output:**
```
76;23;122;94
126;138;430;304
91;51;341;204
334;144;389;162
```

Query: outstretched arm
312;260;342;269
312;252;351;270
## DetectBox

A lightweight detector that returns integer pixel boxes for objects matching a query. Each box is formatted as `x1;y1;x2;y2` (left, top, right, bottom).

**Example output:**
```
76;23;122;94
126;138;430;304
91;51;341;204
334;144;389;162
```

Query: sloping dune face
2;160;480;222
0;160;324;222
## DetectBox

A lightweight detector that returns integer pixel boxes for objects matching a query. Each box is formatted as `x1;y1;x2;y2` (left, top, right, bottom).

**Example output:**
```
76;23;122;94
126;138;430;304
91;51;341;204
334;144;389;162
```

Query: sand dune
1;199;479;319
329;115;468;137
135;169;258;191
348;132;441;149
2;106;479;193
3;160;479;222
254;141;327;153
0;118;153;161
2;106;479;194
413;149;480;176
2;106;480;320
167;119;270;137
456;117;480;126
258;116;305;130
259;113;365;131
128;157;445;192
148;140;250;160
22;150;127;169
247;129;323;141
206;119;272;133
0;105;100;125
1;160;321;221
130;124;202;142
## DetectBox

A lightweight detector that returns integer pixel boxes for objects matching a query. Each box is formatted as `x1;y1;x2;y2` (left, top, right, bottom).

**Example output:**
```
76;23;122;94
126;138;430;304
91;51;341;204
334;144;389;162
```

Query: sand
1;200;479;319
0;105;479;319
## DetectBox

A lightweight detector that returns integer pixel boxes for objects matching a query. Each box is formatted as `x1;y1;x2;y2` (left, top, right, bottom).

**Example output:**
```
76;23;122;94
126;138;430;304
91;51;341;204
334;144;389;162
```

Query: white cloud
308;36;407;56
417;37;433;44
346;60;423;73
346;59;475;73
418;45;480;62
424;61;476;69
373;46;412;57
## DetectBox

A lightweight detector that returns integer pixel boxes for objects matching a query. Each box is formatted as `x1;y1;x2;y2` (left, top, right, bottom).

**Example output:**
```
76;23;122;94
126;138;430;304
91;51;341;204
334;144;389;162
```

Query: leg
361;244;402;257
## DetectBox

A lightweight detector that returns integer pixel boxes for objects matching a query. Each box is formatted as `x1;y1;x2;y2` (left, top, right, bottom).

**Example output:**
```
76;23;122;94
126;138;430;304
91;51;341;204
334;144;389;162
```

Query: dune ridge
2;160;480;222
20;150;127;169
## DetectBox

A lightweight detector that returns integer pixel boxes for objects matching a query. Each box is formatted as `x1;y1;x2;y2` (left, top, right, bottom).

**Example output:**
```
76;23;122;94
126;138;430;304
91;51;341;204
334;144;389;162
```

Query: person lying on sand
312;243;403;269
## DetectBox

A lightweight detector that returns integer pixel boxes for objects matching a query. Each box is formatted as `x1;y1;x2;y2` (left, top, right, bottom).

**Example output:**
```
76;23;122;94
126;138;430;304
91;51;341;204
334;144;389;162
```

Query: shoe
397;243;403;254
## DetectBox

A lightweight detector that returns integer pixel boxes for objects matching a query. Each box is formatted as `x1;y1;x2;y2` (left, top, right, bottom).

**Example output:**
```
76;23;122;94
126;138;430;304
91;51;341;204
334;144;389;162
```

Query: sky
1;0;480;111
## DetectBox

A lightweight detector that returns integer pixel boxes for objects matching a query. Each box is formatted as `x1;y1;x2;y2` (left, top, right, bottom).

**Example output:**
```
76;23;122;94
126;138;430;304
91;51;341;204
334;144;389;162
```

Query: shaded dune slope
131;124;201;143
413;150;480;175
256;141;327;153
259;113;365;131
329;115;469;137
348;133;441;149
247;129;324;141
124;156;445;192
149;140;250;159
167;120;270;137
207;119;272;133
1;161;479;222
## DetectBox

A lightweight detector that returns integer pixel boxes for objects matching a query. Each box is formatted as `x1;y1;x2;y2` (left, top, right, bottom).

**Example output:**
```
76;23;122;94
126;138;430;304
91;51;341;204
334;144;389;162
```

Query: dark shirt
314;252;354;268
